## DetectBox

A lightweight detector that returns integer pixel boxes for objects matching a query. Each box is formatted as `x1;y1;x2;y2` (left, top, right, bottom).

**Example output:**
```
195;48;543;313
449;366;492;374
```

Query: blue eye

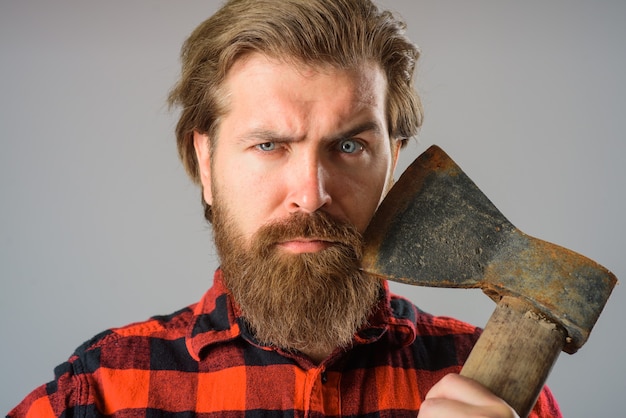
257;142;276;151
338;139;362;154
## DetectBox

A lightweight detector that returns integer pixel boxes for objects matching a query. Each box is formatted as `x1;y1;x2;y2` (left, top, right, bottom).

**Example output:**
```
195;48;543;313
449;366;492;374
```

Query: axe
362;145;617;417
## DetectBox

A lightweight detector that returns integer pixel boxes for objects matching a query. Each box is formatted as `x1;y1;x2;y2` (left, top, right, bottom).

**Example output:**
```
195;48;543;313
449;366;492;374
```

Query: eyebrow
236;130;296;145
237;121;384;145
326;121;383;142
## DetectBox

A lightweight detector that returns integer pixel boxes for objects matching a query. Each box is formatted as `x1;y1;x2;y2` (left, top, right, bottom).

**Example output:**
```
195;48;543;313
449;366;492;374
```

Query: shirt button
321;371;328;384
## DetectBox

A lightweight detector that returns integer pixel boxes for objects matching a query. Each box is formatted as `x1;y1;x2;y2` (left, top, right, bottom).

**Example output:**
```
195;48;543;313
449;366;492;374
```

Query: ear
384;139;403;192
193;130;213;205
391;139;401;173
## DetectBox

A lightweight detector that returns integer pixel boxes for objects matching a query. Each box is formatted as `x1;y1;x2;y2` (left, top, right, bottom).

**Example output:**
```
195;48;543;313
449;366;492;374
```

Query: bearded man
10;1;561;417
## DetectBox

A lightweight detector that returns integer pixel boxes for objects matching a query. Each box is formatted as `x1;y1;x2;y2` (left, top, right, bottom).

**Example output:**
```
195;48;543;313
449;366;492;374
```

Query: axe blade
362;145;616;353
363;145;515;288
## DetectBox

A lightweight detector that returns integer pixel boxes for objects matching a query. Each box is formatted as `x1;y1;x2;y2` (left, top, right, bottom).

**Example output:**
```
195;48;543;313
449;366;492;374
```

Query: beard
211;201;382;357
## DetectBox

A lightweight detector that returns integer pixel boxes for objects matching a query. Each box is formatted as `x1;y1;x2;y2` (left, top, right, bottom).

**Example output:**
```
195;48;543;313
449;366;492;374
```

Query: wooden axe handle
460;295;566;418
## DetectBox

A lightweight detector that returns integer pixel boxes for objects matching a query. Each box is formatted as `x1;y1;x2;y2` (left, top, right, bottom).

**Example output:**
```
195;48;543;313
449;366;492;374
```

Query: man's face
194;53;399;247
193;53;399;358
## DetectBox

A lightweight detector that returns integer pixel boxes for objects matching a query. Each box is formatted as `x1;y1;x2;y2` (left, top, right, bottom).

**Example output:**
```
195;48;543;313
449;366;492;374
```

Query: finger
420;398;516;418
424;374;518;417
426;374;499;404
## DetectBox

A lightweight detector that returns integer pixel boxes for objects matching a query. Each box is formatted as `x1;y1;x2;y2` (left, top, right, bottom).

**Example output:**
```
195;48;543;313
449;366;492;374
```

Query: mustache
252;211;364;256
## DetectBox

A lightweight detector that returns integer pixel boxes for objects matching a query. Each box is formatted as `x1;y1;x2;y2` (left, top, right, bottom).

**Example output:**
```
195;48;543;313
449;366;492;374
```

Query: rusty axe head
362;145;616;354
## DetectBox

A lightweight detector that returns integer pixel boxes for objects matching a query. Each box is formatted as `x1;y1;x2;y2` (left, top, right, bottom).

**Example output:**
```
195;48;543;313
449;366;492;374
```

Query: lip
277;239;333;254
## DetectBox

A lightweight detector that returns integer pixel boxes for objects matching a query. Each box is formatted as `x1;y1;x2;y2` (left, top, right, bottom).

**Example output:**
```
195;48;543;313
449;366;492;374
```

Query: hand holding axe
362;145;617;417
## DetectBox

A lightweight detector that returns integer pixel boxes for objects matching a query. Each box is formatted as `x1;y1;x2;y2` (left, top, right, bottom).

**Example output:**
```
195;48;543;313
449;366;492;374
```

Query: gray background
2;1;624;416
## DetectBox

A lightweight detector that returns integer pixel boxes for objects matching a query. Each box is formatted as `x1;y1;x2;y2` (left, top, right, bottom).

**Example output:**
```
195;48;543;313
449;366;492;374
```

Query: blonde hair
168;0;423;187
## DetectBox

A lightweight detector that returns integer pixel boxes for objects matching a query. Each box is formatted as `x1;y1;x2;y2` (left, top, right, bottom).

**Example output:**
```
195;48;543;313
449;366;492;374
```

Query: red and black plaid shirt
9;270;561;417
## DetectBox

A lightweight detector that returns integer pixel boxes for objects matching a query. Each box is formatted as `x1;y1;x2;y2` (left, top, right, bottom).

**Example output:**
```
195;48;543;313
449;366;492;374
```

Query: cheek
214;168;285;231
360;156;394;203
335;174;388;233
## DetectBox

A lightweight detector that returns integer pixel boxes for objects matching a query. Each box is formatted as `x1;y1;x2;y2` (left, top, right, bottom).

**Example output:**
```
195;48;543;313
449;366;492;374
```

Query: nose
285;154;332;214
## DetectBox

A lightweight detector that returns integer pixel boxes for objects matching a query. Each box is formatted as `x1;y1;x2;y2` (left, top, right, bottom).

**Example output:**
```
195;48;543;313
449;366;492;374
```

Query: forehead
219;53;388;132
226;53;385;102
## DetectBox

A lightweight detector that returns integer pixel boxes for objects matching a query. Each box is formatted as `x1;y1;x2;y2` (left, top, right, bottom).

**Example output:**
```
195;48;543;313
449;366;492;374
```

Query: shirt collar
185;270;241;361
186;269;417;361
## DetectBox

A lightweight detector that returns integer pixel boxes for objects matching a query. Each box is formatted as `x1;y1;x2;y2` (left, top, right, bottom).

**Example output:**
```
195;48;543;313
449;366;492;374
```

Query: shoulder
62;304;197;375
388;292;481;362
75;305;196;355
385;293;561;417
8;305;197;417
389;292;480;335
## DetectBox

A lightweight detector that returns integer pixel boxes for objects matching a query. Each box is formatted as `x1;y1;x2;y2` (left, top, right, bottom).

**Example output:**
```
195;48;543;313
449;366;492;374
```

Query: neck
301;346;335;364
